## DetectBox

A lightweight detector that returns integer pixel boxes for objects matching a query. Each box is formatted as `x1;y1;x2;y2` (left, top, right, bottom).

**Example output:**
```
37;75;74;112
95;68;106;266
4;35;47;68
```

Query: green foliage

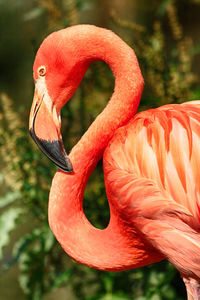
0;207;23;259
17;227;55;299
0;191;21;209
0;0;200;299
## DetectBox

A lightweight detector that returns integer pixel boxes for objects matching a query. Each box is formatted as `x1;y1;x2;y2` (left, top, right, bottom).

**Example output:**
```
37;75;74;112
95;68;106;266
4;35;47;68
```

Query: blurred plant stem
36;0;79;30
63;0;79;25
0;93;25;191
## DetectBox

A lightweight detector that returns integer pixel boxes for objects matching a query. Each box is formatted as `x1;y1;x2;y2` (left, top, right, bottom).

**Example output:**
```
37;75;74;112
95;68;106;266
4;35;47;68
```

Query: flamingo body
104;101;200;280
29;25;200;299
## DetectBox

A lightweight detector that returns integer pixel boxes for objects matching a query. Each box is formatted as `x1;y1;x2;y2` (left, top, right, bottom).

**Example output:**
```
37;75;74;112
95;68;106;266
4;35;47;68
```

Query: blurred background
0;0;200;299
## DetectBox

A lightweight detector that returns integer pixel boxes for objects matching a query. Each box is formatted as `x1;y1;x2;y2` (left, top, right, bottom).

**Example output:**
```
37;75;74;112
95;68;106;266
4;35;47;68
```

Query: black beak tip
59;157;73;173
29;128;73;173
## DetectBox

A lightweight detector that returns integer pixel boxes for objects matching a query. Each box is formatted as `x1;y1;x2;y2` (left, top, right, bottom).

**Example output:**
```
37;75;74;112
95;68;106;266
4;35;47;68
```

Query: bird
29;24;200;299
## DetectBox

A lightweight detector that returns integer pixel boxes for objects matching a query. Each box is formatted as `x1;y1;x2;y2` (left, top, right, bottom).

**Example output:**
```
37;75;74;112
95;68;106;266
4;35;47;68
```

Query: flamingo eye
38;65;46;77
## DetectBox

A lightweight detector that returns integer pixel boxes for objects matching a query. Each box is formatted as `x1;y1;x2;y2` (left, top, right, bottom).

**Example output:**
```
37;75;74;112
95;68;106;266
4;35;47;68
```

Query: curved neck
69;26;144;173
48;26;150;270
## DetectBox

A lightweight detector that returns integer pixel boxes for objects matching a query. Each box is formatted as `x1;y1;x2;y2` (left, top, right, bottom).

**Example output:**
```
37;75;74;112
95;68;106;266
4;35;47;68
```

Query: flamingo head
29;28;89;172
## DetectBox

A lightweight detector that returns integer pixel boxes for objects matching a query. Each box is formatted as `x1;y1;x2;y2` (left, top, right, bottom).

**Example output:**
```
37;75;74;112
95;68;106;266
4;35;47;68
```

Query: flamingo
29;25;200;299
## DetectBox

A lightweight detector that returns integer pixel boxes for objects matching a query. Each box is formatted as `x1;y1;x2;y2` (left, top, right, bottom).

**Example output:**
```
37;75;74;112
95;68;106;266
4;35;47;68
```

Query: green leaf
150;295;161;300
51;270;71;288
157;0;172;17
98;294;131;300
149;270;165;286
23;7;44;21
0;207;23;259
0;191;21;208
16;225;56;298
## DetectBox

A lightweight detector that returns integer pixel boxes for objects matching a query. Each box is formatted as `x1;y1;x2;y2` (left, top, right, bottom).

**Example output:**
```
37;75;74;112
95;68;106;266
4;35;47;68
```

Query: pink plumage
29;25;200;299
105;101;200;279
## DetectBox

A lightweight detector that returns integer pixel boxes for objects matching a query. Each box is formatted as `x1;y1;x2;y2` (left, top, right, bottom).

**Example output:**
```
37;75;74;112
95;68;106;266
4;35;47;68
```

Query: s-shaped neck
67;25;144;174
48;25;156;270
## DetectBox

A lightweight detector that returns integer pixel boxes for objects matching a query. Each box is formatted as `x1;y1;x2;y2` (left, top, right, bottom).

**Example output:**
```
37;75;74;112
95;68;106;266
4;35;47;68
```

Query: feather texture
104;100;200;278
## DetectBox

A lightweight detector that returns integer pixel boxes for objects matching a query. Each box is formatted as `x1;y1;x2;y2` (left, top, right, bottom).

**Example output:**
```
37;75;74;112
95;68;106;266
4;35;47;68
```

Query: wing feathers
104;100;200;278
105;100;200;225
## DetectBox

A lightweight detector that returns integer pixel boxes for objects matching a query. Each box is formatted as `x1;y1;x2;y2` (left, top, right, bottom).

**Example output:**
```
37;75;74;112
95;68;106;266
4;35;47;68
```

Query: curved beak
29;79;73;173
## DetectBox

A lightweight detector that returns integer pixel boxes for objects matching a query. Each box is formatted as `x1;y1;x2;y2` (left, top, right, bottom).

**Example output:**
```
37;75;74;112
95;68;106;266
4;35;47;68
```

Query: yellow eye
38;65;46;77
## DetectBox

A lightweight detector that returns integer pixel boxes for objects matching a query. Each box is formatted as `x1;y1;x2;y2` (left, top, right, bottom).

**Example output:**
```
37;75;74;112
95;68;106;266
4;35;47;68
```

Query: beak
29;79;73;173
